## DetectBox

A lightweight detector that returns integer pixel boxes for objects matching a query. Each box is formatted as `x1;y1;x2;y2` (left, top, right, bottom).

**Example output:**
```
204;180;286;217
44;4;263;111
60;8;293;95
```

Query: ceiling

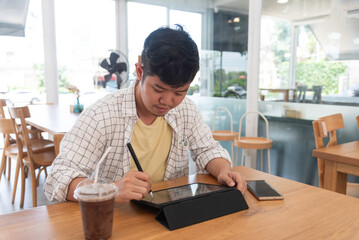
214;0;358;21
214;0;359;60
0;0;30;37
1;0;358;59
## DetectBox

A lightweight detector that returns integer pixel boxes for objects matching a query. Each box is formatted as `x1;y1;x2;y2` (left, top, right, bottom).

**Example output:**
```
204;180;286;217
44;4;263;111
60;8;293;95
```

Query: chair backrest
312;113;344;149
238;111;270;140
312;113;344;188
356;116;359;131
0;118;17;148
8;106;33;158
212;107;234;132
0;118;16;135
54;133;65;156
8;106;31;119
0;99;7;119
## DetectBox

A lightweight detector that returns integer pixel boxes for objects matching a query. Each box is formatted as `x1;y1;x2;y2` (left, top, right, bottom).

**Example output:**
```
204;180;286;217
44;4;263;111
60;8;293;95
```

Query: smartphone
247;180;284;200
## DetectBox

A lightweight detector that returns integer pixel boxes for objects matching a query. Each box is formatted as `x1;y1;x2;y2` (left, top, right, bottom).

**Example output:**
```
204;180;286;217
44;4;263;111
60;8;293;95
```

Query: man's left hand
217;170;247;194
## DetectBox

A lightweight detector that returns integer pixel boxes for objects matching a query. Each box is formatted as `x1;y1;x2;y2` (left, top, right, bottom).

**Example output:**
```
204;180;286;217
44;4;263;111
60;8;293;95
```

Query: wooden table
27;104;79;135
1;166;359;239
259;88;296;102
313;141;359;194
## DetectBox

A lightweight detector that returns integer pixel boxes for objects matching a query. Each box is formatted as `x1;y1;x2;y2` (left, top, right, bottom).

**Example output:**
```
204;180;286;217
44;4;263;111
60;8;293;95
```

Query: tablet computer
131;183;233;209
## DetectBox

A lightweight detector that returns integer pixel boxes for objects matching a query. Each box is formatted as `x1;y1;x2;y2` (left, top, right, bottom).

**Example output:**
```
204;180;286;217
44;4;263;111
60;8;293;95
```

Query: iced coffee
74;179;118;240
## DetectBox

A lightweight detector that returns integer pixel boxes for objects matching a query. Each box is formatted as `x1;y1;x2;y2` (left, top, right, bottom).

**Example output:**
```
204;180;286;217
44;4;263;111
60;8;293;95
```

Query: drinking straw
94;147;112;184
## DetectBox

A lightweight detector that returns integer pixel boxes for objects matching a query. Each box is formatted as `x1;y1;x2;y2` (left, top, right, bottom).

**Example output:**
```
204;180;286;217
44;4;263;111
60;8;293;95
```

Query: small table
1;166;359;239
259;88;296;102
27;104;79;135
312;141;359;194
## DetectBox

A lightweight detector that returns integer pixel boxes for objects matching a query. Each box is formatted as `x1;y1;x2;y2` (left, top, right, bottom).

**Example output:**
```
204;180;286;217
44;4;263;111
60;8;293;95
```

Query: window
170;9;202;89
127;2;203;89
260;0;359;106
127;2;167;82
127;1;249;98
295;25;359;105
211;10;249;98
55;0;116;104
0;0;44;104
260;17;291;89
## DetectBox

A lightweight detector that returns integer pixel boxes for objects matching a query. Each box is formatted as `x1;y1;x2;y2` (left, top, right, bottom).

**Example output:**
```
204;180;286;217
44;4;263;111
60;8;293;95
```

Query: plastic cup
74;179;118;240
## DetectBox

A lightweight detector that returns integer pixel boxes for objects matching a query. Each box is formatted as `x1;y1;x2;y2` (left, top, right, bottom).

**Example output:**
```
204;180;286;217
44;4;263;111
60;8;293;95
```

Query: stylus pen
126;143;153;197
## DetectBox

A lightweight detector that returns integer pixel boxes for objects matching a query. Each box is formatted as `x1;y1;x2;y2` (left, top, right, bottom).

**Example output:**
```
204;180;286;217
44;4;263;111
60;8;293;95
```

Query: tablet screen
140;183;230;207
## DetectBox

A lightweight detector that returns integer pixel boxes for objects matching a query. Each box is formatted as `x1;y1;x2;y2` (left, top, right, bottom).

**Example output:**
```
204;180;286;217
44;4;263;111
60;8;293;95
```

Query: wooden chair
0;99;17;178
234;111;273;173
9;106;55;208
0;118;27;204
54;133;65;156
1;98;42;139
349;116;359;197
212;107;238;162
312;113;345;188
0;99;7;118
0;118;18;182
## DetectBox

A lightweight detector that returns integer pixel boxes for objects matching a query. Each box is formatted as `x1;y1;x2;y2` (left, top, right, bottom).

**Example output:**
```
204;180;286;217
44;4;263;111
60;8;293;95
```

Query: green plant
187;84;199;95
33;64;45;91
296;61;347;94
213;69;247;96
58;66;69;89
33;64;70;92
212;92;222;97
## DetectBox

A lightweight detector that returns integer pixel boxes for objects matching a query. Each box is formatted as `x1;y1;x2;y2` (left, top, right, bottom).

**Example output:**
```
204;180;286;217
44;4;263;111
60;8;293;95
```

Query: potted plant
67;84;84;113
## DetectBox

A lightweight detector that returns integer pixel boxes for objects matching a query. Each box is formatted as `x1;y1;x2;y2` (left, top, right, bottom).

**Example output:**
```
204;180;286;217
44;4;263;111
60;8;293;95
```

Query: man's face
137;75;190;117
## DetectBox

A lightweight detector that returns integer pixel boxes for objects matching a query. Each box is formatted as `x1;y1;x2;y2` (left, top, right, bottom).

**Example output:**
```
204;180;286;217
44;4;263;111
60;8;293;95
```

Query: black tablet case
133;187;248;231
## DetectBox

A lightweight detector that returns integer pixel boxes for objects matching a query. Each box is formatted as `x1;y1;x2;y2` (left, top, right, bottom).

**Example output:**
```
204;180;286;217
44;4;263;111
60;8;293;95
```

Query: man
44;25;246;203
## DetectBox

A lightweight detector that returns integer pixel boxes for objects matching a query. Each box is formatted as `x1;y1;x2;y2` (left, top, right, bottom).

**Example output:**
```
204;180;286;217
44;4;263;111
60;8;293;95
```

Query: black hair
140;24;199;87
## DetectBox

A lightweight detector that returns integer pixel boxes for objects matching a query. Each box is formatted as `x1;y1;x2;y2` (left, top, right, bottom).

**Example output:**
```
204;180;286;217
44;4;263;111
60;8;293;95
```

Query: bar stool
234;111;272;173
296;86;307;103
312;86;322;103
211;107;238;162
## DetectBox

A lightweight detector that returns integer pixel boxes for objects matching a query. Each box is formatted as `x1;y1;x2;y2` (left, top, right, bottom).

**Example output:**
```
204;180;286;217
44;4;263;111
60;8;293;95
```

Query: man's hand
206;158;247;194
114;170;152;203
217;170;247;194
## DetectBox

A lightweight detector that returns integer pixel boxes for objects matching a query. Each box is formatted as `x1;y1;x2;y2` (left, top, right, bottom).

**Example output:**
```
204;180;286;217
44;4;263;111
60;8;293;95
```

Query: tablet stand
155;188;248;230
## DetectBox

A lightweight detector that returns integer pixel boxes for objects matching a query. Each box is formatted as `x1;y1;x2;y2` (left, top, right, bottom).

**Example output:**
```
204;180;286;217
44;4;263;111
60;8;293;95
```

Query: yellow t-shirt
130;117;172;183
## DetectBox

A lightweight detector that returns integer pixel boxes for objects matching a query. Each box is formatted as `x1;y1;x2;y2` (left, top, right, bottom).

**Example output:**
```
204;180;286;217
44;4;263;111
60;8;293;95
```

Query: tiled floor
0;157;58;215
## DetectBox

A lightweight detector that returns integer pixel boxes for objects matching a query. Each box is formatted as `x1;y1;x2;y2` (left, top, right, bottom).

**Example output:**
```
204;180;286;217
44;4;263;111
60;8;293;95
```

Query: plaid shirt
44;84;231;202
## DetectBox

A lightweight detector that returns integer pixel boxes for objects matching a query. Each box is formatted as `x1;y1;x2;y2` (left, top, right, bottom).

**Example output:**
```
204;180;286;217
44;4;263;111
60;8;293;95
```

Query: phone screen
247;180;284;200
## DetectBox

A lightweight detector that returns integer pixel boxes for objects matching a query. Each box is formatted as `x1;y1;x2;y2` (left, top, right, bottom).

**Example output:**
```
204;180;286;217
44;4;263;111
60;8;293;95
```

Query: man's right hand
114;170;152;203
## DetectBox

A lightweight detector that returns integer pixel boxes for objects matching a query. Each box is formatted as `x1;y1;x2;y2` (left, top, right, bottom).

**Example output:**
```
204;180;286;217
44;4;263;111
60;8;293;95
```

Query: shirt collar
122;82;137;117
